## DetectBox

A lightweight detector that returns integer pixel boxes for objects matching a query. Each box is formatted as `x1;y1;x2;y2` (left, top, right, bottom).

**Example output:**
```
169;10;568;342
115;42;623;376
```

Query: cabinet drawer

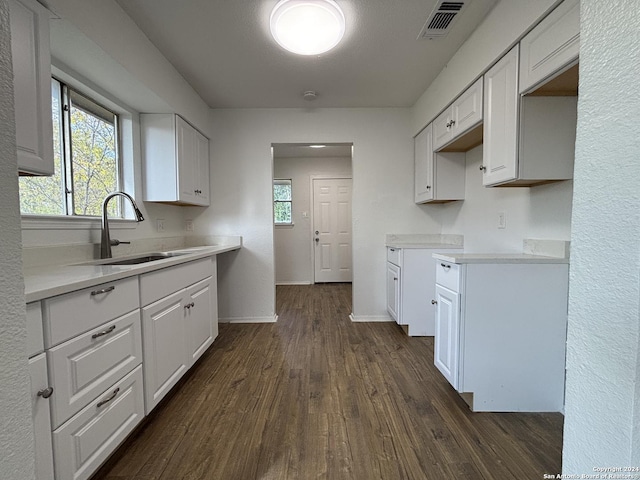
386;247;402;267
44;276;140;347
140;258;211;306
53;365;144;480
48;310;142;429
436;261;461;292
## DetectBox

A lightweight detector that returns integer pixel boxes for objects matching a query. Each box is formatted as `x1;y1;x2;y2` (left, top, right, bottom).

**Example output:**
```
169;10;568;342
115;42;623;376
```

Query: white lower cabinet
387;246;462;336
142;288;190;413
386;261;401;322
53;366;145;480
433;258;569;412
140;258;217;414
187;276;215;363
433;285;460;389
29;353;55;480
31;254;221;479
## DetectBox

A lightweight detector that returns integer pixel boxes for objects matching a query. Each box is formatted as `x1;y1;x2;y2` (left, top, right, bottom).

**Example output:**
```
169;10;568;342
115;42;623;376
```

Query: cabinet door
195;130;210;206
29;353;54;480
432;108;453;151
414;125;434;203
9;0;54;175
186;277;214;364
482;46;519;186
452;77;483;137
176;115;198;204
519;0;579;94
434;284;460;390
386;262;401;323
142;289;189;413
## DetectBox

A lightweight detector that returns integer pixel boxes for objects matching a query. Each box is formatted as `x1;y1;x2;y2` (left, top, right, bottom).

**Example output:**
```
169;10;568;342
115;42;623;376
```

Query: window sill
21;215;139;231
275;222;295;228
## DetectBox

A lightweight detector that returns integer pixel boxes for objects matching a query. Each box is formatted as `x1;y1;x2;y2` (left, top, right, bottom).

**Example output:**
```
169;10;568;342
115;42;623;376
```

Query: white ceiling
114;0;498;109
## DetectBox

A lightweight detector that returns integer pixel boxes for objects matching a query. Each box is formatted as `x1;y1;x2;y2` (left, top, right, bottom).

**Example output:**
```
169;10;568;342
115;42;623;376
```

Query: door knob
315;238;319;243
315;230;319;235
431;300;437;305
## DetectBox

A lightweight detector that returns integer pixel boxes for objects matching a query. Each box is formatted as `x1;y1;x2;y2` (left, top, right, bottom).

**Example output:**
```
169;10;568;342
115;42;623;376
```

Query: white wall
440;146;573;252
563;0;640;472
206;108;440;322
0;1;36;477
274;156;352;284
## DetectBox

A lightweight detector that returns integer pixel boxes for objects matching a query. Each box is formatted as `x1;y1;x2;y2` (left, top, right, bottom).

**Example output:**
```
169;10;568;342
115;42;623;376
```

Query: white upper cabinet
414;124;434;203
9;0;54;176
141;113;210;206
433;78;484;152
519;0;580;94
414;124;465;204
482;46;520;186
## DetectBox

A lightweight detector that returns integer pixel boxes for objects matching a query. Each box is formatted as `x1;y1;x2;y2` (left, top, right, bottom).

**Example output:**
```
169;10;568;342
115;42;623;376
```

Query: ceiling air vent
417;1;467;40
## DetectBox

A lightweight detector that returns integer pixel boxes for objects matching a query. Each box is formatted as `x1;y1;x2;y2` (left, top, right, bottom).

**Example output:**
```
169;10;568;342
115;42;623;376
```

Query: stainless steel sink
87;251;191;266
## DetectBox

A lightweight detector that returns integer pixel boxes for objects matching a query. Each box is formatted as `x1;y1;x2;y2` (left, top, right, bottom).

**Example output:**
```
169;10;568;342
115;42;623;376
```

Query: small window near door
274;179;292;225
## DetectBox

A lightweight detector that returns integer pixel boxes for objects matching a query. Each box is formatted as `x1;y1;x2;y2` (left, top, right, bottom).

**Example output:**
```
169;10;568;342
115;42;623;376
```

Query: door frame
309;175;353;284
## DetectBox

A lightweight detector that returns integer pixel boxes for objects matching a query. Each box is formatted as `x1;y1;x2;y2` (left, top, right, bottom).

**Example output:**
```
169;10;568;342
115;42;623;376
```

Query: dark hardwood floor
93;283;563;480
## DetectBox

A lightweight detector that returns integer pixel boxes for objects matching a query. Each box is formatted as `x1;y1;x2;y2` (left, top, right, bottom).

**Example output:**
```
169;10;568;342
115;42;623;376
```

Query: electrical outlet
497;212;506;229
185;220;194;232
156;219;165;232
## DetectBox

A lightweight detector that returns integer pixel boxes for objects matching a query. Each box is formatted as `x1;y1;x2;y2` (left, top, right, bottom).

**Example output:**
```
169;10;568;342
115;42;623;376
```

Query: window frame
273;178;293;226
19;66;138;230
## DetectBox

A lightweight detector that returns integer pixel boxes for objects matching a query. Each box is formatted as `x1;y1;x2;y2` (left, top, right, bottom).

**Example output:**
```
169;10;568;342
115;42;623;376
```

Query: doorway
272;143;353;286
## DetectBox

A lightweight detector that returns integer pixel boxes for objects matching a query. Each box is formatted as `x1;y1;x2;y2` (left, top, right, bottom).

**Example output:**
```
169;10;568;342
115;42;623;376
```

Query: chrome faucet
100;191;145;259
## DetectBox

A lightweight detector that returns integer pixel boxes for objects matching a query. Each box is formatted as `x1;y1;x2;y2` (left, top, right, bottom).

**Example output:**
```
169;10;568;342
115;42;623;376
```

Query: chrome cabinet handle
431;300;437;305
450;120;455;127
479;165;486;171
394;277;398;281
37;387;53;399
426;185;431;190
97;388;120;408
92;325;116;339
440;263;451;270
91;285;115;296
185;302;196;310
390;248;395;252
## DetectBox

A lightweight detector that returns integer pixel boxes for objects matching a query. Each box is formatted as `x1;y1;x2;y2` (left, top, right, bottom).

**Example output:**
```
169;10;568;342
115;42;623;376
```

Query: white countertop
385;233;464;249
432;253;569;264
23;243;241;303
387;243;464;249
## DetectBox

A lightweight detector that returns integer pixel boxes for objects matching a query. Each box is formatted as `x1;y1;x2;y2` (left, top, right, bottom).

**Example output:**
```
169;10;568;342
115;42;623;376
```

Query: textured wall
563;0;640;472
0;0;36;478
274;156;352;284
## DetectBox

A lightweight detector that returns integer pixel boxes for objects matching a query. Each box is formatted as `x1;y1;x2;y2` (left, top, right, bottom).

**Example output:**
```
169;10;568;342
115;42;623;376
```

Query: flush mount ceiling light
270;0;346;55
309;144;326;148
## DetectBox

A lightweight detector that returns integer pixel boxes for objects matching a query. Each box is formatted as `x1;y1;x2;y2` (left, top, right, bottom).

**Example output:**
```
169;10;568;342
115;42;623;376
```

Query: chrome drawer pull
91;285;115;296
97;387;120;408
440;263;451;270
92;325;116;339
37;387;53;399
431;300;437;305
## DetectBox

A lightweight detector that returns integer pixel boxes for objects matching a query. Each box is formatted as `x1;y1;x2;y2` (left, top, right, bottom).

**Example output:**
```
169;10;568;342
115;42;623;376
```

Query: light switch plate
498;212;506;229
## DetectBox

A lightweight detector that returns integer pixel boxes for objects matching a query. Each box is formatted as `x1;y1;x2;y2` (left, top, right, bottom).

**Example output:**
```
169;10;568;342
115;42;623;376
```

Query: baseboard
219;314;278;324
275;281;312;286
349;314;394;323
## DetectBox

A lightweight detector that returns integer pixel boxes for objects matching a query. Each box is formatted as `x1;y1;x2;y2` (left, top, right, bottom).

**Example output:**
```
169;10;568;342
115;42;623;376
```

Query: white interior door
313;178;352;283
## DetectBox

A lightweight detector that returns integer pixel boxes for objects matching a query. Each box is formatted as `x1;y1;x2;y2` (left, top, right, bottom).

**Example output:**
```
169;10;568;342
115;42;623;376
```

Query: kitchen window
274;179;293;225
19;78;123;218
